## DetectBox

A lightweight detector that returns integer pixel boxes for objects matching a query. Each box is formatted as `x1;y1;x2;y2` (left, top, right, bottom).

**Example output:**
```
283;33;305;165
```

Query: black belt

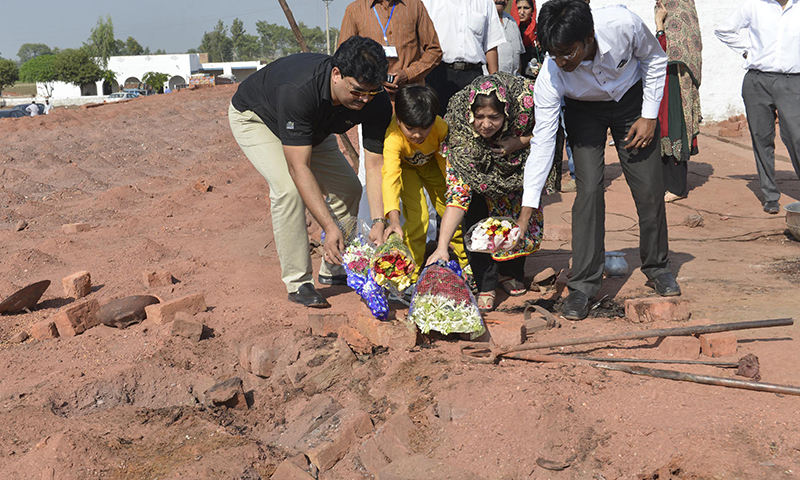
444;61;483;72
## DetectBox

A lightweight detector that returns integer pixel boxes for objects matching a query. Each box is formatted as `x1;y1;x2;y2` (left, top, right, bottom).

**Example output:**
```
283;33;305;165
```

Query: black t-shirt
231;53;392;154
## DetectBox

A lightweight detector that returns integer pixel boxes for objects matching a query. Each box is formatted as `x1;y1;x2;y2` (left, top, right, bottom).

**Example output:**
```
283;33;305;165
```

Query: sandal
499;276;527;296
477;291;496;313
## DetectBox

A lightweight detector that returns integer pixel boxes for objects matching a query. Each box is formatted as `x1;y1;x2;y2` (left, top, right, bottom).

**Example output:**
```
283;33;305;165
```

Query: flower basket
465;216;521;254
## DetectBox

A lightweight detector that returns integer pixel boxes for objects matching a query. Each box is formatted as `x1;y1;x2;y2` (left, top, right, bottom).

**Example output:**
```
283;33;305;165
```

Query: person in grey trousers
715;0;800;215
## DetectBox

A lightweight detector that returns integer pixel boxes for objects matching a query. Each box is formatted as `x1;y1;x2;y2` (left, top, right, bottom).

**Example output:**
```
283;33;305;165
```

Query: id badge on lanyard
374;5;398;58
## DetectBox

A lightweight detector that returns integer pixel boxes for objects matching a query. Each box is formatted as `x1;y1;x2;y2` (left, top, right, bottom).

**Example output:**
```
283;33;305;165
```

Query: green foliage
154;49;166;55
142;71;169;92
254;21;338;60
230;18;261;61
0;58;20;93
83;15;119;68
101;69;117;85
199;20;234;62
124;37;145;56
17;43;52;64
19;54;57;83
53;49;102;86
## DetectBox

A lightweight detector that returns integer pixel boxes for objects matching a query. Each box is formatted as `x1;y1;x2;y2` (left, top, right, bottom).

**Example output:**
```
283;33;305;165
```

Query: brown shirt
338;0;442;83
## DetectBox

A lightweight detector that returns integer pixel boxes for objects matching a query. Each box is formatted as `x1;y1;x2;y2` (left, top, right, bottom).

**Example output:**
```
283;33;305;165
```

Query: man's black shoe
645;272;681;297
763;201;780;214
288;283;330;308
562;290;590;321
318;274;348;286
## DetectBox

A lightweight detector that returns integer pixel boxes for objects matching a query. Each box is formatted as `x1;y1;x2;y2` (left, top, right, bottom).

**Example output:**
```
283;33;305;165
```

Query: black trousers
463;194;525;293
426;63;484;117
564;81;671;298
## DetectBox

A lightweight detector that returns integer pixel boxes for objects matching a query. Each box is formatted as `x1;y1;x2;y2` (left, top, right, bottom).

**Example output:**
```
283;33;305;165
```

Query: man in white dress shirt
716;0;800;215
422;0;506;115
495;0;525;74
519;0;676;321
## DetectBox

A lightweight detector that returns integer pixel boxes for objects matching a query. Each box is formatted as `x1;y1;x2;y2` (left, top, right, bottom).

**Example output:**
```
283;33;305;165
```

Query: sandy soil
0;85;799;480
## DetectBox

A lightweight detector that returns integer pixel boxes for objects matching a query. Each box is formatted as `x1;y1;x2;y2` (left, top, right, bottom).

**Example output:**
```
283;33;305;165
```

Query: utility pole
323;0;334;54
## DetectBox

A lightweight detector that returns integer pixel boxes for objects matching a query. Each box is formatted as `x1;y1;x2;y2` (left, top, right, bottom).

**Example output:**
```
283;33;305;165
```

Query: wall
541;0;748;121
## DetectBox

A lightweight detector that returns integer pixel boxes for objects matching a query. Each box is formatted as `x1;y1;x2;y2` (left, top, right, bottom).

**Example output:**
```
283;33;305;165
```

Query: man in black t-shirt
229;36;395;308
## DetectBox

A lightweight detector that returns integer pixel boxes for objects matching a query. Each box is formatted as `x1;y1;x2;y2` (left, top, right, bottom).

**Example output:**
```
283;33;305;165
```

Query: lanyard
373;4;396;44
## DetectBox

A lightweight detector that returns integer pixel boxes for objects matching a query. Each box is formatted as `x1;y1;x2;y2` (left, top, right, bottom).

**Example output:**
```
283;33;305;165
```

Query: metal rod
497;318;794;354
569;357;740;367
505;353;800;396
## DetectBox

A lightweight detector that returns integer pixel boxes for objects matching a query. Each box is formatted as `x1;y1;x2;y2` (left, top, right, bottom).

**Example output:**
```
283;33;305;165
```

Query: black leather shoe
288;283;330;308
562;290;590;321
318;274;348;286
763;201;780;214
645;272;681;297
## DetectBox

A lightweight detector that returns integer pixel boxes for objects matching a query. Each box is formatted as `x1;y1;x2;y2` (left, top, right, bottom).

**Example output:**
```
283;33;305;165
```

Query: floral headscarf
442;72;535;198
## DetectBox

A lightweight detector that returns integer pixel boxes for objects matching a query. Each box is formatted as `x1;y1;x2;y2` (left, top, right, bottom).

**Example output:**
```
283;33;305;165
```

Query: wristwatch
372;217;389;227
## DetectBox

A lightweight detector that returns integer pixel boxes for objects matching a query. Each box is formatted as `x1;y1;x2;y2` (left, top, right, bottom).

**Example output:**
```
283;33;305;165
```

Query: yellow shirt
382;115;448;215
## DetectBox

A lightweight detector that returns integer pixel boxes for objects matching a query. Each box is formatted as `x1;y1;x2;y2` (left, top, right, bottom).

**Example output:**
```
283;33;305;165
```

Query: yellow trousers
398;161;467;280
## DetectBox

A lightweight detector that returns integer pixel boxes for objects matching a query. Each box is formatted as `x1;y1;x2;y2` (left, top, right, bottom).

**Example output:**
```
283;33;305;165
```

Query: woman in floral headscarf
426;72;547;312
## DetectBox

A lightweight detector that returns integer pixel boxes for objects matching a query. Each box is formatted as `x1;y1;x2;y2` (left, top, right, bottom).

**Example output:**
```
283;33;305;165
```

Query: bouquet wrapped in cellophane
408;260;485;338
370;233;416;295
465;216;521;254
333;218;389;320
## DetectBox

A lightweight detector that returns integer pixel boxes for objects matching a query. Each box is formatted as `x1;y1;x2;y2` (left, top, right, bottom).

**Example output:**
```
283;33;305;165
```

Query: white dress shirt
497;12;525;74
421;0;506;64
715;0;800;74
521;5;666;209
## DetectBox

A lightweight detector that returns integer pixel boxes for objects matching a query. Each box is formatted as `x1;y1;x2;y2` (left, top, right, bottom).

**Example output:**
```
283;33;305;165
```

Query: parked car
0;103;44;118
107;92;139;100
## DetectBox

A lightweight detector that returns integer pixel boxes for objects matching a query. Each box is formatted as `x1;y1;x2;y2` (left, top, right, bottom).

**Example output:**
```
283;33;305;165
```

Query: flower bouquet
370;233;416;294
408;260;485;338
465;216;521;254
339;220;389;320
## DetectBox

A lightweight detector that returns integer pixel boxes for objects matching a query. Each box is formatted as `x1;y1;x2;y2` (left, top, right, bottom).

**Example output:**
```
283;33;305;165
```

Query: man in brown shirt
339;0;443;95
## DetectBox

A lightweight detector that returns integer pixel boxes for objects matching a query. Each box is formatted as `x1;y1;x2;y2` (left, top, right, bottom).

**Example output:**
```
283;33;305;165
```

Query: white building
42;53;265;100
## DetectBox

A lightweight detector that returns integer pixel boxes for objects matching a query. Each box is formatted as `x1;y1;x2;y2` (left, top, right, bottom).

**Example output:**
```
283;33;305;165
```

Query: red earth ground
0;85;799;479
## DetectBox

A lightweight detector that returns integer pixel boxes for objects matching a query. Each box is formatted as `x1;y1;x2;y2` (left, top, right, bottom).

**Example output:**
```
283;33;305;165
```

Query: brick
624;297;691;323
205;377;247;409
62;271;91;299
543;224;571;242
483;311;526;350
193;178;211;192
9;331;29;343
373;414;416;462
355;303;418;351
31;321;59;340
61;223;91;234
718;128;742;138
300;409;373;471
144;292;206;324
171;313;203;342
249;342;282;378
279;395;342;448
338;325;373;354
657;336;701;358
270;460;315;480
358;437;391;475
286;338;356;393
533;267;557;285
307;313;349;337
142;270;174;287
699;332;738;358
377;455;482;480
53;299;100;337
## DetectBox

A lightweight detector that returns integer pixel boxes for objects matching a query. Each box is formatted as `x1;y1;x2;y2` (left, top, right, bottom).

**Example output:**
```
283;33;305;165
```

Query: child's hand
383;223;404;242
425;247;450;266
369;223;385;246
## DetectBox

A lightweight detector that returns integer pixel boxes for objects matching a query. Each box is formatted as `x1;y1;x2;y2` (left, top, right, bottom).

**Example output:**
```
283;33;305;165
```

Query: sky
0;0;348;61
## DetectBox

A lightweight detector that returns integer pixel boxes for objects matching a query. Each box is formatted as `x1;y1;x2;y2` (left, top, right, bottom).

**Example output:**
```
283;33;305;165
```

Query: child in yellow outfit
382;85;467;281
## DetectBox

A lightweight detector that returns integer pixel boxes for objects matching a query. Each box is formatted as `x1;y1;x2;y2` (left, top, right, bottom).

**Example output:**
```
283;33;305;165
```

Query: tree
142;71;169;93
126;37;145;56
17;43;52;64
230;18;261;61
0;58;19;93
19;54;57;96
199;20;234;62
254;21;338;60
53;49;102;86
83;15;119;68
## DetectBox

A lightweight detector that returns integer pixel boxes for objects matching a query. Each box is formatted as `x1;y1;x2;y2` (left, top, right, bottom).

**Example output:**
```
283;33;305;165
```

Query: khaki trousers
228;103;360;293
